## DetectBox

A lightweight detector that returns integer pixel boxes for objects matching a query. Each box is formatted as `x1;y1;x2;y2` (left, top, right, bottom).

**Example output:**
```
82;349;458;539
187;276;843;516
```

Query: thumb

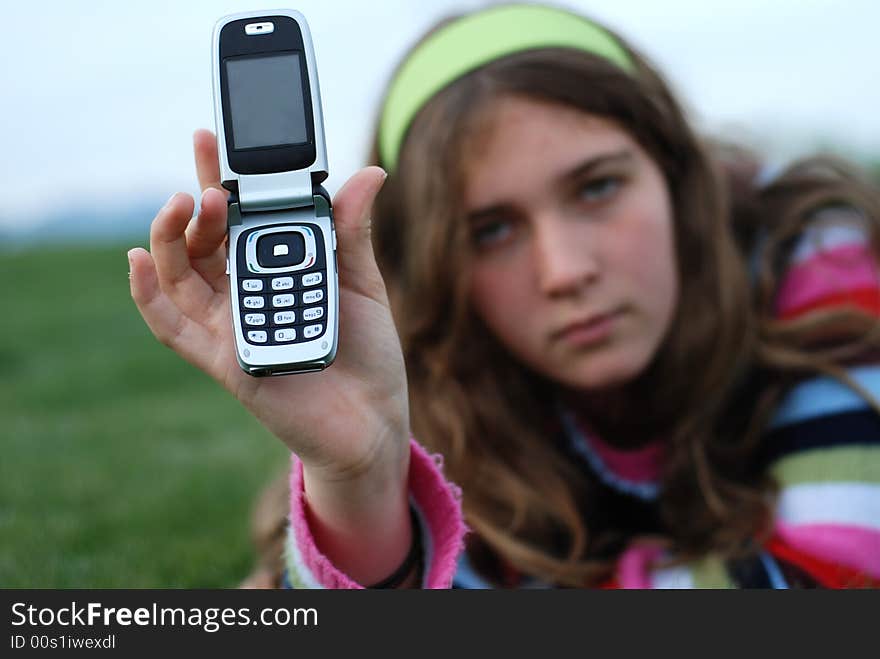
331;166;389;300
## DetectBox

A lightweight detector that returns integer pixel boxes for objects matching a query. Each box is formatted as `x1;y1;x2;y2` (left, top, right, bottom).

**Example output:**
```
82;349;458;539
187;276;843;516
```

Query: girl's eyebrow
466;204;515;224
466;149;636;222
559;149;635;186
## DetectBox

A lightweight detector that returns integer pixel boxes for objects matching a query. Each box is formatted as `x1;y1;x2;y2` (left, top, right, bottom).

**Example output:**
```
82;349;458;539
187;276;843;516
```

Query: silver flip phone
212;10;337;376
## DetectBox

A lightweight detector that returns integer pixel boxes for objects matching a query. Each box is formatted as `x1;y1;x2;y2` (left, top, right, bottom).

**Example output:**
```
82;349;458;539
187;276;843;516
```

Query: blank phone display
225;53;308;149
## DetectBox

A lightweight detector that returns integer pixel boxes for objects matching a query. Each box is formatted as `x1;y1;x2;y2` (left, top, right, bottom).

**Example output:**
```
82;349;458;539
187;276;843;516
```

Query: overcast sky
2;0;877;229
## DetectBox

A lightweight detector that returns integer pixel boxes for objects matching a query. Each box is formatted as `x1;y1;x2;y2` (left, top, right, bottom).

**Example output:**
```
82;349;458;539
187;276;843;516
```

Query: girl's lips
553;310;623;347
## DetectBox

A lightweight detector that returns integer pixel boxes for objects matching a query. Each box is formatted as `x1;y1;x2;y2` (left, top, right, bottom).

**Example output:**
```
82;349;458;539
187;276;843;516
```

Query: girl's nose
533;215;600;297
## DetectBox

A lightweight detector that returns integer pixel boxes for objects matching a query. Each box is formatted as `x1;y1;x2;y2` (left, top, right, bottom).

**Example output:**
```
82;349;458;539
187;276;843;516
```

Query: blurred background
1;0;878;587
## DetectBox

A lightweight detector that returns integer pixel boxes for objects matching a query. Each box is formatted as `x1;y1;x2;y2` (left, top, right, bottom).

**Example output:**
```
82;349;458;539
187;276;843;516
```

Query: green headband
378;4;636;172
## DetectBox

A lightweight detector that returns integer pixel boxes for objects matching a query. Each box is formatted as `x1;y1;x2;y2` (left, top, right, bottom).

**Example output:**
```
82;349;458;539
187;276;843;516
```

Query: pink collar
558;406;665;500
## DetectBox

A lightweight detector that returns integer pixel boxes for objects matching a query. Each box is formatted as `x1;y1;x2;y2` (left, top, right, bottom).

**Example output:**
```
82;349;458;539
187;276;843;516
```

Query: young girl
130;4;880;588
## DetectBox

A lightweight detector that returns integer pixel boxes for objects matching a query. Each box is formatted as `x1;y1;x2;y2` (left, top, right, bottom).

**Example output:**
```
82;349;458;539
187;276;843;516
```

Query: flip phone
212;10;337;376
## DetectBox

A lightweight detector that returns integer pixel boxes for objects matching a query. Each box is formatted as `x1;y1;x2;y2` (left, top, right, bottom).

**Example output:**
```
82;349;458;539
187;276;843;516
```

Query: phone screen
225;52;308;149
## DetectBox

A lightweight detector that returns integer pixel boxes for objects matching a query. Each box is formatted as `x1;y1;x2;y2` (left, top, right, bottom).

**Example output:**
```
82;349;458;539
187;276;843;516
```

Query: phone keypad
238;271;328;345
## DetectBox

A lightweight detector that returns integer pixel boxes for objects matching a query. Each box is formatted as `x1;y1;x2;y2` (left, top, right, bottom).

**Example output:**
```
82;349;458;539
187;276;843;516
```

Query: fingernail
374;169;388;193
163;192;178;209
127;249;134;278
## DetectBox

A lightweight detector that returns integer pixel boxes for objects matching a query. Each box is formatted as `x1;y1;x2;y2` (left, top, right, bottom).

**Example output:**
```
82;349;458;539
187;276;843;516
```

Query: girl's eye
471;219;513;247
579;176;621;203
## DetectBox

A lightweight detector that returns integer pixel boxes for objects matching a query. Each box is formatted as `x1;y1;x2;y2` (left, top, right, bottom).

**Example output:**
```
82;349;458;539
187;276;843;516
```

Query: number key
271;277;294;291
302;307;324;321
301;272;323;287
302;289;324;304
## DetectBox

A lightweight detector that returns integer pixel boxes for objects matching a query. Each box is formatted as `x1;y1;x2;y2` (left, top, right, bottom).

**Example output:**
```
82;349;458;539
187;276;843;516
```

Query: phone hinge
238;171;315;212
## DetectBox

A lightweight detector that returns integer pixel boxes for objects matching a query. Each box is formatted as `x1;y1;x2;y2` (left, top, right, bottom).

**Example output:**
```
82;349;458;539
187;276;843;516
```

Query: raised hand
129;129;410;490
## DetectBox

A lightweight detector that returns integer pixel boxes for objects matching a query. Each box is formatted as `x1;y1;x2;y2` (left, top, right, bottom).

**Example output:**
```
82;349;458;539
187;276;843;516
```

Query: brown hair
364;13;880;586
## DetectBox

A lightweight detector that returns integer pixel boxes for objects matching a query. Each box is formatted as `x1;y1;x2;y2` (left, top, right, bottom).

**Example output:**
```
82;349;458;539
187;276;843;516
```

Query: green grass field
0;243;289;587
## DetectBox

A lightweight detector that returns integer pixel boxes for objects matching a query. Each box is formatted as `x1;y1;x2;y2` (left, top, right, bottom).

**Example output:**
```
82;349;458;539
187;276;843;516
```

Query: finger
128;247;216;370
186;187;229;290
331;166;389;299
194;129;225;193
149;193;215;315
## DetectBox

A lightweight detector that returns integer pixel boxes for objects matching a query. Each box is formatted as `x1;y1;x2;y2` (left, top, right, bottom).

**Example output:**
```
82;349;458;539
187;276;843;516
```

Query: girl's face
464;96;679;391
